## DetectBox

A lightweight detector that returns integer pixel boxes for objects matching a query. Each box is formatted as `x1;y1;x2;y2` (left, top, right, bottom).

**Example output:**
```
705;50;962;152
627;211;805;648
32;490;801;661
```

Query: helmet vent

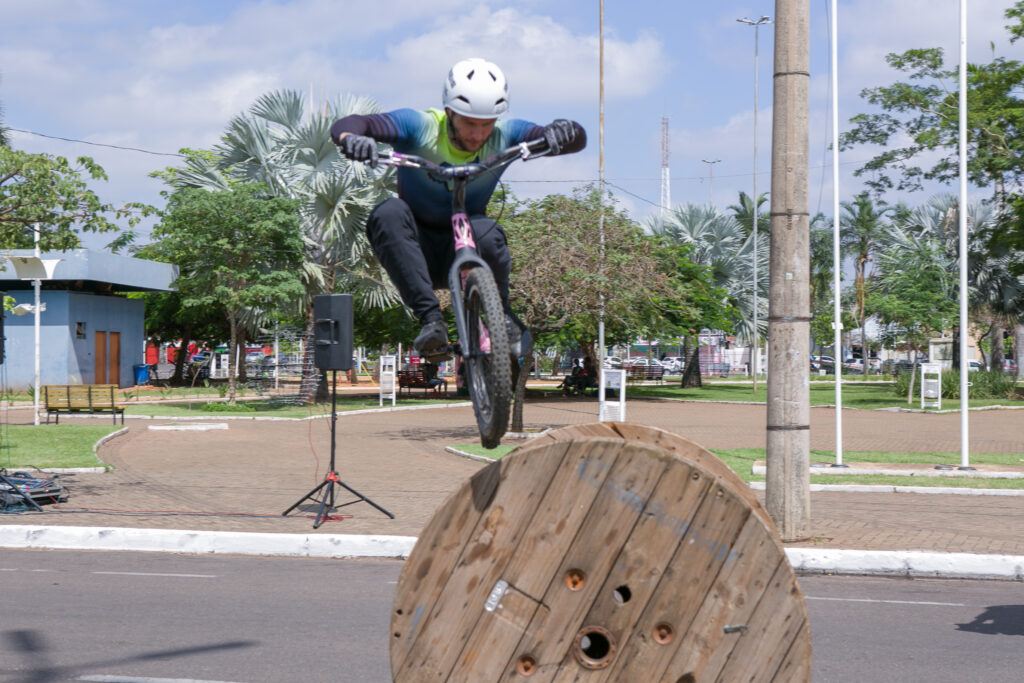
466;69;476;79
488;70;497;81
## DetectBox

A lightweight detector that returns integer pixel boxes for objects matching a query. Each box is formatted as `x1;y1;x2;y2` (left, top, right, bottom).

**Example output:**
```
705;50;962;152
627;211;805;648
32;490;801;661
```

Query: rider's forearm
330;114;400;146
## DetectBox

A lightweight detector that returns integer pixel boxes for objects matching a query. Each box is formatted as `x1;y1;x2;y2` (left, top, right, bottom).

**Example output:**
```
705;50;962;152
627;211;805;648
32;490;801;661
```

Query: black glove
542;119;576;155
340;134;379;167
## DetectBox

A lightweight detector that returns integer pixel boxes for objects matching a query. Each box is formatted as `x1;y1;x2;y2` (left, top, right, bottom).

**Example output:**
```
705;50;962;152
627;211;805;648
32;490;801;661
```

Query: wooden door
95;331;107;384
109;332;121;387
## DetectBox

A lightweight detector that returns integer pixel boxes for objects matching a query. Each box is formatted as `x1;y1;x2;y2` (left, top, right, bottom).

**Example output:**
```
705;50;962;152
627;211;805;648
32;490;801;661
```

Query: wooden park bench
625;364;666;383
42;385;125;425
396;369;448;397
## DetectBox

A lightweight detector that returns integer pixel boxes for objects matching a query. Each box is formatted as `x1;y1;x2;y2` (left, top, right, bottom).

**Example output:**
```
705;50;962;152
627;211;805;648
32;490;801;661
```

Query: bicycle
377;138;549;447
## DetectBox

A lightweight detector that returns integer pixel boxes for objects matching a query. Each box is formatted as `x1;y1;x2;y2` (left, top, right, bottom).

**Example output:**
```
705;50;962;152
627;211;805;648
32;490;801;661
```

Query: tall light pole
738;15;772;392
701;159;721;206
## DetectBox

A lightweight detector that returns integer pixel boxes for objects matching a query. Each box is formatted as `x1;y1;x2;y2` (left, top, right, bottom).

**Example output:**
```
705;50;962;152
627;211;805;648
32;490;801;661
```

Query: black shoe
414;320;448;354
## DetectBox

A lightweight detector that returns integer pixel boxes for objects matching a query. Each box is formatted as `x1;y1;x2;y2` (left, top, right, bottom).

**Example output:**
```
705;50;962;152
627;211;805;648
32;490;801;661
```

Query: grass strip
0;424;121;470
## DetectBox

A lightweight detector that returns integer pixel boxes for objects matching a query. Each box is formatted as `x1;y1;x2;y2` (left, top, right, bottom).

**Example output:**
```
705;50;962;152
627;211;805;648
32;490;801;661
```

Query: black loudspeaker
313;294;353;370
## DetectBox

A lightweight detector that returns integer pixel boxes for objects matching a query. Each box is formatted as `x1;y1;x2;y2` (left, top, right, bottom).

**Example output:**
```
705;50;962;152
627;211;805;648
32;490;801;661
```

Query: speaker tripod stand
283;370;393;529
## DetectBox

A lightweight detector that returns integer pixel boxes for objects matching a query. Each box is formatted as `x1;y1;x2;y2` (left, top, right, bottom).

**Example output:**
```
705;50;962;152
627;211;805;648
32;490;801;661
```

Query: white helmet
442;58;509;119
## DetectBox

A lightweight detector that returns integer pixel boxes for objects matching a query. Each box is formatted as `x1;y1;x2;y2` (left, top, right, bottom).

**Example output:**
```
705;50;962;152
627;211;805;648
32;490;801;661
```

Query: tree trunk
907;348;918;405
990;319;1006;372
172;325;192;385
510;351;533;432
227;312;238;404
680;342;702;389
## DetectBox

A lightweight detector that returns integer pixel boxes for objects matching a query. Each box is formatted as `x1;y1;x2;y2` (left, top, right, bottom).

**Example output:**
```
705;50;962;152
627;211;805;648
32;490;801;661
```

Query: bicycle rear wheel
462;267;512;448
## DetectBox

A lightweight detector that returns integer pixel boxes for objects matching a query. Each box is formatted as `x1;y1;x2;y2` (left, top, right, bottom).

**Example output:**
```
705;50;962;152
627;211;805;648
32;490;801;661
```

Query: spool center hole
580;632;611;660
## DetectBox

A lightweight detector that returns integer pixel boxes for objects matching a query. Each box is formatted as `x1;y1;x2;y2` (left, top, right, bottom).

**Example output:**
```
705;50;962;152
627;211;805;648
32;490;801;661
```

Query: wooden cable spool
390;423;811;682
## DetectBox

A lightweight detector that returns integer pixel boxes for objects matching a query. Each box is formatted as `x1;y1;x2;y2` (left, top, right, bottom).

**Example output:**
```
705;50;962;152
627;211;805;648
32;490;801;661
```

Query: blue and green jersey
332;108;547;227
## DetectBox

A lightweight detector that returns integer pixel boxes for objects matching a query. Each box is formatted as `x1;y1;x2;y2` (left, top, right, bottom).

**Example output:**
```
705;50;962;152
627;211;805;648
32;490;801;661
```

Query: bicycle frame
379;139;548;362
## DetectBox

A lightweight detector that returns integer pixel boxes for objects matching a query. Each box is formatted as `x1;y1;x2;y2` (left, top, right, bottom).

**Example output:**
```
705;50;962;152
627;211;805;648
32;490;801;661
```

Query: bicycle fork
448;212;493;357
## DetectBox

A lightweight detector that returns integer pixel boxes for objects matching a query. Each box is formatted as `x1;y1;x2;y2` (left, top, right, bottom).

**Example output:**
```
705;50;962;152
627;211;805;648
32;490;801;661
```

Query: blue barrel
133;364;149;385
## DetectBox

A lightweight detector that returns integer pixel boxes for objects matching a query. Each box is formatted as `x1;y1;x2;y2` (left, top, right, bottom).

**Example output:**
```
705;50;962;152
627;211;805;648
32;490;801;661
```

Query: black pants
366;198;512;324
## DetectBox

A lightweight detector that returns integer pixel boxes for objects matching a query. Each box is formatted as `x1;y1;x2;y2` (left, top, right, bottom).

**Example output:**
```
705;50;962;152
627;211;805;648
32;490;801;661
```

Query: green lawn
600;382;1024;411
123;396;465;418
0;424;122;470
447;442;1024;490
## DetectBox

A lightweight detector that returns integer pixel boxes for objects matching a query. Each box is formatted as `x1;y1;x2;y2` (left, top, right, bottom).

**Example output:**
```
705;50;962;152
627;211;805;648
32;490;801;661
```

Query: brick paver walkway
3;397;1022;555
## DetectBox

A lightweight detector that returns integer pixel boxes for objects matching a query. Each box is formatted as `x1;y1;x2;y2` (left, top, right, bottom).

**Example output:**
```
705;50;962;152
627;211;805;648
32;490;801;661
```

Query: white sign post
379;355;397;407
921;362;942;410
599;368;626;422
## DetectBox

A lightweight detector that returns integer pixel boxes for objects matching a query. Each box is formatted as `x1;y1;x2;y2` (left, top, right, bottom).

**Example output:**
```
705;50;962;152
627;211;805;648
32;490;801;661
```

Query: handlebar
377;137;550;182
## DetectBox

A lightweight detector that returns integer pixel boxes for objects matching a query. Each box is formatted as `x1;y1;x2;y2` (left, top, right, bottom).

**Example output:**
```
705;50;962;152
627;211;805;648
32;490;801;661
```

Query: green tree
728;191;770;238
0;147;149;249
648;202;765;346
867;234;958;403
151;183;305;401
840;5;1024;204
841;193;890;345
162;91;394;315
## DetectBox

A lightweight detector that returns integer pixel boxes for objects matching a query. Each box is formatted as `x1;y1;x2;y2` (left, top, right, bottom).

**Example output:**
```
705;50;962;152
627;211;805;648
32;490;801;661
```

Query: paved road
3;550;1022;682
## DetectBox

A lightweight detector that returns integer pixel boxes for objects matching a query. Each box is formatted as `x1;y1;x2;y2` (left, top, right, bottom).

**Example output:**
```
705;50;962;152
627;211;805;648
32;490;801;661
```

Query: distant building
1;250;176;389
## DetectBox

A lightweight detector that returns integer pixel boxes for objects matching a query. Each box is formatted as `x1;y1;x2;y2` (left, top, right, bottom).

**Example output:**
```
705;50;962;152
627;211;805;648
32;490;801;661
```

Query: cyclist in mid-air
331;57;586;359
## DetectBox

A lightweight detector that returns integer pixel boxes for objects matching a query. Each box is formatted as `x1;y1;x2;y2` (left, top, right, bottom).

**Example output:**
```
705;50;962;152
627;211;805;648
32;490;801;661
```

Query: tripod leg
281;479;330;517
334;478;395;519
312;474;338;529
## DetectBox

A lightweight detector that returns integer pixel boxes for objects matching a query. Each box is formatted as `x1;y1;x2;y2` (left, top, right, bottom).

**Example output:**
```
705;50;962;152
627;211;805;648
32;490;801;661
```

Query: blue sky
1;0;1020;248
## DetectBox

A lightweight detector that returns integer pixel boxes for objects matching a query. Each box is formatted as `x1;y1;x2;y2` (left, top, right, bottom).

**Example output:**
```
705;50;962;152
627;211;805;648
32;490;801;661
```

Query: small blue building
1;250;176;389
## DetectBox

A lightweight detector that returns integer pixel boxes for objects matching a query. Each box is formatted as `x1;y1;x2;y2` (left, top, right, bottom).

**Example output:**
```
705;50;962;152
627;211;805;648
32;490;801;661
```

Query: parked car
245;351;265;364
968;360;983;372
624;358;664;368
602;356;624;369
1003;359;1018;374
661;356;685;373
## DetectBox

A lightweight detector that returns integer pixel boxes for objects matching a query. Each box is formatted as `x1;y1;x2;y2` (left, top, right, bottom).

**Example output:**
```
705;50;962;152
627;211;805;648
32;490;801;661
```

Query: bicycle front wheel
462;267;512;448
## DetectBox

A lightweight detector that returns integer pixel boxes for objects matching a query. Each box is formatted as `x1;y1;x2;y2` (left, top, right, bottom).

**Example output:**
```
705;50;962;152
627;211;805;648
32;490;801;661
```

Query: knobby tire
463;267;512;448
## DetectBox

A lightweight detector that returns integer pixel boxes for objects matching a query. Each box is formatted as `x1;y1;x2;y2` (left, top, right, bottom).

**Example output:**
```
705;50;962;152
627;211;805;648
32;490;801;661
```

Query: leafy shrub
893;369;1017;400
200;401;255;412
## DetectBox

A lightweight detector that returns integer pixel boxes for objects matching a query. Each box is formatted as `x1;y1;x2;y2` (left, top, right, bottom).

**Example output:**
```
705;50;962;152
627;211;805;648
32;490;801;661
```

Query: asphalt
2;387;1023;580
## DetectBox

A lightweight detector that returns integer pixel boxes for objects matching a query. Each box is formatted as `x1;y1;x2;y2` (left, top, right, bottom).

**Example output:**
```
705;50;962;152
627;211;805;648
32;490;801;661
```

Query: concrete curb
747;482;1024;496
0;525;416;559
785;547;1024;581
0;525;1020;580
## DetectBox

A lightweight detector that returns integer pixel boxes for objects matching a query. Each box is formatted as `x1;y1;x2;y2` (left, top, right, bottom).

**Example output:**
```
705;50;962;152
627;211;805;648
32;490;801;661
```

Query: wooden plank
390;455;518;674
604;483;754;681
610;423;773;530
711;561;809;682
548;454;713;683
660;517;786;680
392;440;574;682
498;442;671;682
770;620;812;682
447;438;634;681
447;585;548;682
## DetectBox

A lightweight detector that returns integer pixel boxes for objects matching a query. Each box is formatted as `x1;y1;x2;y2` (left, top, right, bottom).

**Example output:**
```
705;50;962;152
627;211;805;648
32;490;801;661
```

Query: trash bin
133;364;149;385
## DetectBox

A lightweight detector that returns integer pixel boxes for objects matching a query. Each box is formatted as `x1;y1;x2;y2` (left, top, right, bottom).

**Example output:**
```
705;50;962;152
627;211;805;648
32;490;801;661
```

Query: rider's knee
367;198;415;240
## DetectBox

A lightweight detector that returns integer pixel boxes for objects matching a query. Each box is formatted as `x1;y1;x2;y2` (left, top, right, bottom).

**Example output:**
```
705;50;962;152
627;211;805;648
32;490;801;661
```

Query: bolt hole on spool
612;585;632;603
573;625;616;669
653;622;675;644
516;655;537;676
565;568;586;591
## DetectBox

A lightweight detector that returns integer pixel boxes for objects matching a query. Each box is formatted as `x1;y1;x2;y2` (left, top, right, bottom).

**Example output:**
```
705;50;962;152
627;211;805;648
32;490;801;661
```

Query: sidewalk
2;397;1023;577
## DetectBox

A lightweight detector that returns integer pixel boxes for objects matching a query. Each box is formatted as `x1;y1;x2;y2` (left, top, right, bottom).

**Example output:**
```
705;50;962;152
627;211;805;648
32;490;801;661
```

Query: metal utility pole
957;0;972;470
661;117;671;217
701;158;721;206
765;0;811;541
738;15;771;392
597;0;608;416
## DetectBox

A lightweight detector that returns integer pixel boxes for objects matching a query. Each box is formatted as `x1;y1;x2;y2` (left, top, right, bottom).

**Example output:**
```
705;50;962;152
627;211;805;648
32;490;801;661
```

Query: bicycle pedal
422;345;455;363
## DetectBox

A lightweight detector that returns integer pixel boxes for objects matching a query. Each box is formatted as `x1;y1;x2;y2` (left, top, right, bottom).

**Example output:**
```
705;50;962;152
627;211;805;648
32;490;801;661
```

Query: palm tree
888;194;1024;369
840;193;889;350
168;90;396;318
647;203;767;345
728;191;770;238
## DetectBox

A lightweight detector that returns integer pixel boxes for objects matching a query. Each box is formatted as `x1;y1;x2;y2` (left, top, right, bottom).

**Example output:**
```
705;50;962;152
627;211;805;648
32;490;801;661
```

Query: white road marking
91;571;217;578
806;596;966;607
79;676;243;682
